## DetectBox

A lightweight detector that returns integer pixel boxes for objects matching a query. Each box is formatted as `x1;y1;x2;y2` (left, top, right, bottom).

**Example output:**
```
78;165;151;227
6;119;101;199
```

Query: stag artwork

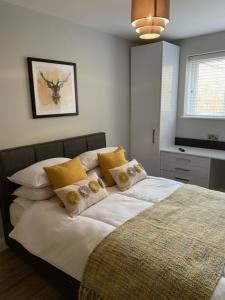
40;72;71;104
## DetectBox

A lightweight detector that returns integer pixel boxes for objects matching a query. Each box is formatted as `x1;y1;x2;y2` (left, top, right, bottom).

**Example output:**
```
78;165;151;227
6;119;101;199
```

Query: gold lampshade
133;17;167;30
131;0;170;39
138;26;161;39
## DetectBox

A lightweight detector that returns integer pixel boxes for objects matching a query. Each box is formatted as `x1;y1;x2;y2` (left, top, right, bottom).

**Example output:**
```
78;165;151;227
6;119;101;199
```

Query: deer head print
40;72;71;104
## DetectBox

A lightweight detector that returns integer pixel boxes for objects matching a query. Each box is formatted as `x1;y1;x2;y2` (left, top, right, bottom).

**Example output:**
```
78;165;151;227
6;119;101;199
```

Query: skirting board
0;237;7;252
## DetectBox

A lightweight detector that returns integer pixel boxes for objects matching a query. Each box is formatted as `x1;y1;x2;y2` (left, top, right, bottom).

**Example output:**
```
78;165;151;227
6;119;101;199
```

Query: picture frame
27;57;79;118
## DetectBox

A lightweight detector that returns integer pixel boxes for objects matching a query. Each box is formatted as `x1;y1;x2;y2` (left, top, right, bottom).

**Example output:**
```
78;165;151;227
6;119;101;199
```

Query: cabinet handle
175;168;190;172
152;129;155;144
174;177;189;183
176;157;191;163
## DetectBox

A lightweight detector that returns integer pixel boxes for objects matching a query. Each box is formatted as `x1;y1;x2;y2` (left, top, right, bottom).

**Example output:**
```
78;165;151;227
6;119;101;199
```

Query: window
184;51;225;118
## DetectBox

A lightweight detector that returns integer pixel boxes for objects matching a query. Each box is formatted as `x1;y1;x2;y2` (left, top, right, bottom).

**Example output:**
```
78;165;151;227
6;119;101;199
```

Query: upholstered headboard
0;132;106;243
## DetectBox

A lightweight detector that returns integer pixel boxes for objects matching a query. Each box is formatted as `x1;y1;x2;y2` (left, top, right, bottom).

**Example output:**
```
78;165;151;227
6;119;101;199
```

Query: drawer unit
160;151;211;188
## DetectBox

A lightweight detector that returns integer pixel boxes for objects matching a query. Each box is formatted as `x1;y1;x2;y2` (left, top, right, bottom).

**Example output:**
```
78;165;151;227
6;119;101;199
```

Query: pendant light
131;0;170;39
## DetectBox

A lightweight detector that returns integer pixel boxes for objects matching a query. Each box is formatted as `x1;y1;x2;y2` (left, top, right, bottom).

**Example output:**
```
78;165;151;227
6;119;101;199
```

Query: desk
160;146;225;190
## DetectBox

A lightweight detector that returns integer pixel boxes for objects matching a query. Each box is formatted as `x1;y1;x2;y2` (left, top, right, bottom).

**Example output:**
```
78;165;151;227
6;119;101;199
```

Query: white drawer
161;152;210;169
160;170;209;188
160;161;210;179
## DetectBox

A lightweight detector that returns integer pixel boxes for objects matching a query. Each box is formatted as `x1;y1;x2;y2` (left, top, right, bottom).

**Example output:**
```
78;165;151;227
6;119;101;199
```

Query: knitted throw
80;185;225;300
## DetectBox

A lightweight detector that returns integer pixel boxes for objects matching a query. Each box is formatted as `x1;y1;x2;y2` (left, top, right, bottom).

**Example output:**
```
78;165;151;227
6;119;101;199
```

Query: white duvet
9;177;225;300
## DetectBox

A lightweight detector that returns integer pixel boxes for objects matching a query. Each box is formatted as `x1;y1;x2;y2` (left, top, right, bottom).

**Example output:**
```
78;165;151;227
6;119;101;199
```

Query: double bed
1;132;225;300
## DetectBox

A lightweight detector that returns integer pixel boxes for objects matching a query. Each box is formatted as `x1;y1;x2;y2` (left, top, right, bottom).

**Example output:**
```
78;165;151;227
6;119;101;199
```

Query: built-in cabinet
131;41;225;190
160;151;211;188
130;41;180;176
160;148;225;190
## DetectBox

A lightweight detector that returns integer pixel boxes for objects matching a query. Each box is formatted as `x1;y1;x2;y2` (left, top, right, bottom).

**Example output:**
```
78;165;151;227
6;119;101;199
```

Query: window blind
185;51;225;118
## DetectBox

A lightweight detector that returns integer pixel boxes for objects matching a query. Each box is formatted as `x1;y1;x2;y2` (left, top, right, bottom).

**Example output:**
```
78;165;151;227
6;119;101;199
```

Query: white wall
0;2;130;149
175;31;225;140
0;2;131;240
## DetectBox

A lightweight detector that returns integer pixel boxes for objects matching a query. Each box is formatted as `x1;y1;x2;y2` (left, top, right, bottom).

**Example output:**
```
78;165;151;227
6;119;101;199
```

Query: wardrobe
130;41;180;176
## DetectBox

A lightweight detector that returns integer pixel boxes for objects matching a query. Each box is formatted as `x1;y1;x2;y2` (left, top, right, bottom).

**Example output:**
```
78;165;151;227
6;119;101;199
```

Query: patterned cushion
109;159;147;191
54;173;108;217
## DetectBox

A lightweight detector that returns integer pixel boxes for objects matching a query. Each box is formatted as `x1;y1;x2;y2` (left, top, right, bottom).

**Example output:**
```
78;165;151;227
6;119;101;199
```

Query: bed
1;132;225;300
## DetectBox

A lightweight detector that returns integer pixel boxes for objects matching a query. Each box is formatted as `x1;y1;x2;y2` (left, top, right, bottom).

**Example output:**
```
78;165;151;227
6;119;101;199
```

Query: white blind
185;51;225;117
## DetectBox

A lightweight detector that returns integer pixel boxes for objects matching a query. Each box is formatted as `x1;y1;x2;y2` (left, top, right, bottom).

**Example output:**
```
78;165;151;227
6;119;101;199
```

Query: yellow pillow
44;158;87;189
98;147;127;187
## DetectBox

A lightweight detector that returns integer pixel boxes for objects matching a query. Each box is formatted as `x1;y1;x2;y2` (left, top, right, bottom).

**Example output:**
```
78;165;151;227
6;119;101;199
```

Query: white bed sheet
9;185;119;227
121;176;183;203
9;177;225;300
10;197;35;226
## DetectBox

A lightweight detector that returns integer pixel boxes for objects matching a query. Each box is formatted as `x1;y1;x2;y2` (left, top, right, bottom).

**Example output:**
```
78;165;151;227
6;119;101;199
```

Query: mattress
10;197;34;226
9;177;225;300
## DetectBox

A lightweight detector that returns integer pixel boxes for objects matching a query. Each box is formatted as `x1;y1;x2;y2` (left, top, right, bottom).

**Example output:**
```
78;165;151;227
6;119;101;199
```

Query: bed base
8;238;80;299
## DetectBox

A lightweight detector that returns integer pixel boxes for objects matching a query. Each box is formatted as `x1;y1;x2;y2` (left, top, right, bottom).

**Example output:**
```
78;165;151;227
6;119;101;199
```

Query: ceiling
2;0;225;41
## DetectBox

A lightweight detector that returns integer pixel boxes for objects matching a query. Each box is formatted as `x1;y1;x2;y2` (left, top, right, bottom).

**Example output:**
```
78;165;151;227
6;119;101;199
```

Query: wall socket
208;134;219;141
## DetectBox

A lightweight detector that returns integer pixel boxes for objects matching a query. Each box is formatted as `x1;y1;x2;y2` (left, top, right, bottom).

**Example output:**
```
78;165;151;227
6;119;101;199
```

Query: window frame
183;51;225;120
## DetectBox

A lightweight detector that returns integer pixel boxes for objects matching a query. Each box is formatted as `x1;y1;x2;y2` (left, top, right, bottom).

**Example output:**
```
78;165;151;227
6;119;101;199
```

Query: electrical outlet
208;134;219;141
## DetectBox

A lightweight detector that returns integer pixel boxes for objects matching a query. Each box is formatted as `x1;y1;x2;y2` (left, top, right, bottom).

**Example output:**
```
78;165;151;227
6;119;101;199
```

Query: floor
0;249;66;300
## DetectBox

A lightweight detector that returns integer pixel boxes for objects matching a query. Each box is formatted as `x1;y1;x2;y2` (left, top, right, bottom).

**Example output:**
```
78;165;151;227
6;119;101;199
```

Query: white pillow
109;159;147;191
87;167;103;178
12;185;54;201
8;157;70;188
55;173;108;217
77;147;118;171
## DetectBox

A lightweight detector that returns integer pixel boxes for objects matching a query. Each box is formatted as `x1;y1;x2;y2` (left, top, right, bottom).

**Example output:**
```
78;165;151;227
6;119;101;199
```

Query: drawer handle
175;168;190;172
176;158;191;163
174;177;190;183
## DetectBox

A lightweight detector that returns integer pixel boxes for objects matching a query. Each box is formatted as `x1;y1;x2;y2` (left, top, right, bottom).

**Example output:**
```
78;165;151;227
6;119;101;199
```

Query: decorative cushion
44;157;87;189
8;157;70;188
98;147;127;187
55;173;108;217
109;159;147;191
77;147;118;171
12;185;54;201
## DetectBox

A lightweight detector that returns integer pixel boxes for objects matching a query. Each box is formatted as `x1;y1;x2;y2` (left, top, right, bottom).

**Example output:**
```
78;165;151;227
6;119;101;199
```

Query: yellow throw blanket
80;185;225;300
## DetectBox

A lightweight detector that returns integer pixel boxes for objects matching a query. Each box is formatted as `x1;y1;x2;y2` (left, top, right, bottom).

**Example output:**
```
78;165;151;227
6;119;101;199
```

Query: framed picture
27;57;79;118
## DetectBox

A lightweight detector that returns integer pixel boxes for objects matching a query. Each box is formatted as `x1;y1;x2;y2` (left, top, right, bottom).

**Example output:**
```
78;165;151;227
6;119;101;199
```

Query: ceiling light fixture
131;0;170;40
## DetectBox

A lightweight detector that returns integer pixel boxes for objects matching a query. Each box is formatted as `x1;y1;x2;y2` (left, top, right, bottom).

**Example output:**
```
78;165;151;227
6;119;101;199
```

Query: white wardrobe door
160;42;180;149
131;43;162;176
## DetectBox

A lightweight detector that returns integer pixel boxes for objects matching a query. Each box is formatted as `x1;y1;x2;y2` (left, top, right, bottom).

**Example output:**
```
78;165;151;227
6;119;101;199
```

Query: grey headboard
0;132;106;242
